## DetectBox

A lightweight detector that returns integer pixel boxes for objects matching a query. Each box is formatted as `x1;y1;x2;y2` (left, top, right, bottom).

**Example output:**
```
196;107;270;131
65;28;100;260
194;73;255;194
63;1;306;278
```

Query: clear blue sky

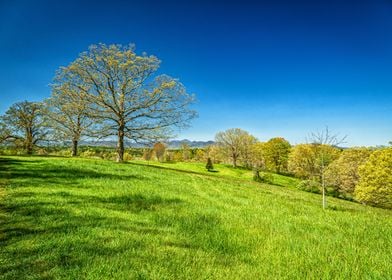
1;0;391;146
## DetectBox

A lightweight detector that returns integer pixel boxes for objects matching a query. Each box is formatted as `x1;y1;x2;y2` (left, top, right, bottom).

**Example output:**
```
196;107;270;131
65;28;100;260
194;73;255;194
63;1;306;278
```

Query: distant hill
166;139;215;149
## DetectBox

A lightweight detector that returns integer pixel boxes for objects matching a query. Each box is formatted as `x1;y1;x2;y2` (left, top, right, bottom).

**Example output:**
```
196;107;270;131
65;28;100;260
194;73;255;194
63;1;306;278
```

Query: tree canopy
262;137;291;173
46;81;94;156
54;43;196;161
0;101;47;154
215;128;257;167
325;148;372;198
355;148;392;209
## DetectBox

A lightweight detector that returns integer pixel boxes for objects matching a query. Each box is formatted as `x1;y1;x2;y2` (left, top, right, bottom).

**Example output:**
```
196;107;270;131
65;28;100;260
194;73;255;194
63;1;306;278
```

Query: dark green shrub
297;180;321;194
206;157;214;171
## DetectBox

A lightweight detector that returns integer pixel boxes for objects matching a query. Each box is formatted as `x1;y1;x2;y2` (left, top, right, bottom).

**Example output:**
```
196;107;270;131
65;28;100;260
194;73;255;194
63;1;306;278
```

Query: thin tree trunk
71;140;78;157
322;167;327;209
117;125;125;163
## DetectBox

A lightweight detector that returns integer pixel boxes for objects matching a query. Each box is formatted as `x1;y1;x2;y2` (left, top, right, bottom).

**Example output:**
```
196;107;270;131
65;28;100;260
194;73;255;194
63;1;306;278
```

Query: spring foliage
288;144;340;180
355;148;392;209
215;128;257;167
0;101;47;154
262;137;291;173
325;148;372;197
55;43;196;162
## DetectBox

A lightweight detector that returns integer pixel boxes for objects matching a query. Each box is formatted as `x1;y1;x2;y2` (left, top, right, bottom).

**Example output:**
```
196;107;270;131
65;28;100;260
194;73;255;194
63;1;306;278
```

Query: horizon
1;0;391;146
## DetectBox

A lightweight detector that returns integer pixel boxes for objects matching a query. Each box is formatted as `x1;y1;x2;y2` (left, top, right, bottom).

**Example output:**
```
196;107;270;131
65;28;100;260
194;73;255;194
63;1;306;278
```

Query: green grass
0;156;391;279
130;160;300;188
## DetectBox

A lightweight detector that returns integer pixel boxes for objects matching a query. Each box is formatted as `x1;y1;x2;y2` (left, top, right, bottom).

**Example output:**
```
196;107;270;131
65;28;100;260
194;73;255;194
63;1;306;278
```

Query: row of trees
0;43;196;162
1;107;390;209
213;128;391;209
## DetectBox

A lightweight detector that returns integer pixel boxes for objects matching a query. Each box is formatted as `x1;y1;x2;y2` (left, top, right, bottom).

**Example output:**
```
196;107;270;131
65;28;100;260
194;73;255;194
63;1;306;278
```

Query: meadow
1;156;391;279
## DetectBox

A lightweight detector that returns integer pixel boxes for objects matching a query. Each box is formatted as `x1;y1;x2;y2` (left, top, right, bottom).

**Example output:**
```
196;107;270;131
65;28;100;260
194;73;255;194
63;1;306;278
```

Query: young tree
215;128;257;167
1;101;47;154
56;44;196;162
355;148;392;209
308;127;345;209
289;143;340;207
262;137;291;173
153;142;166;162
46;82;94;156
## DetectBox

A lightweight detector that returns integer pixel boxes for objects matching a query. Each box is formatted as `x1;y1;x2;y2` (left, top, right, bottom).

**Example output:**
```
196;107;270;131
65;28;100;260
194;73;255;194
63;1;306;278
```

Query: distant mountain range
78;139;214;149
165;139;215;148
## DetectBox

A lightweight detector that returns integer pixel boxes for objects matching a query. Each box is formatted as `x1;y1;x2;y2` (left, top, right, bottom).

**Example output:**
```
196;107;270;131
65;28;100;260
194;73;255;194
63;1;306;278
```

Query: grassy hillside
0;156;391;279
129;160;300;188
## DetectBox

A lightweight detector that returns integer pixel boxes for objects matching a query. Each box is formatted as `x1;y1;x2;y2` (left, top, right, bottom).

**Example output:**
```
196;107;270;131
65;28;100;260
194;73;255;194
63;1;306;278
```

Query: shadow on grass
126;161;211;176
0;157;149;190
0;157;186;279
0;191;184;279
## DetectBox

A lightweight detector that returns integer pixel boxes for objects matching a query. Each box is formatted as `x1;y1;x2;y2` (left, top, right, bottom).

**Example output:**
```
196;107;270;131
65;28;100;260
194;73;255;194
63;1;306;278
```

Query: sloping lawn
0;156;391;279
129;160;300;188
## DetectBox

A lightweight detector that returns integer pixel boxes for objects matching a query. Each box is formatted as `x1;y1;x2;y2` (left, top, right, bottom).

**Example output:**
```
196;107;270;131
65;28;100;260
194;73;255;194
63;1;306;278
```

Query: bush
143;149;153;161
55;149;72;157
355;148;392;209
80;149;97;158
165;151;174;162
206;158;214;171
123;152;133;161
100;151;117;160
36;148;49;155
253;171;274;184
297;180;321;194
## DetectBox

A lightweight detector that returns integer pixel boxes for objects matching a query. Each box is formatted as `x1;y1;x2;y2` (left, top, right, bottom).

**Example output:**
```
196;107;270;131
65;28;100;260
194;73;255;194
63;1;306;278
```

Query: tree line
211;127;391;210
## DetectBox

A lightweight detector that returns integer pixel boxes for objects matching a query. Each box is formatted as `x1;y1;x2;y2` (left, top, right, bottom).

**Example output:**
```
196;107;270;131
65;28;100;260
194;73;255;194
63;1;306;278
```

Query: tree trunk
232;153;237;168
321;167;327;209
25;130;33;155
71;140;78;157
26;141;33;155
253;166;261;182
117;125;125;163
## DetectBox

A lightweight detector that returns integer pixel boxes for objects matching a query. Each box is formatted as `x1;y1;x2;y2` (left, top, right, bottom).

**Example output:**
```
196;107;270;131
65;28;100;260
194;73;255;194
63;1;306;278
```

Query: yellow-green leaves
355;148;392;209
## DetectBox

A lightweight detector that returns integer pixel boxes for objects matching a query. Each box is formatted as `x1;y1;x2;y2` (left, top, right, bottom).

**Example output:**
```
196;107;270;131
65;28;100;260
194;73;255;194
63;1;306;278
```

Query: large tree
46;82;94;156
56;44;196;162
1;101;47;154
215;128;257;167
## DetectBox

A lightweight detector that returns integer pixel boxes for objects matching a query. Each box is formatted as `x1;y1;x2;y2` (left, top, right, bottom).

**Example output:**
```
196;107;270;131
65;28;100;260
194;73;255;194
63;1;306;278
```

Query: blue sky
1;0;391;146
